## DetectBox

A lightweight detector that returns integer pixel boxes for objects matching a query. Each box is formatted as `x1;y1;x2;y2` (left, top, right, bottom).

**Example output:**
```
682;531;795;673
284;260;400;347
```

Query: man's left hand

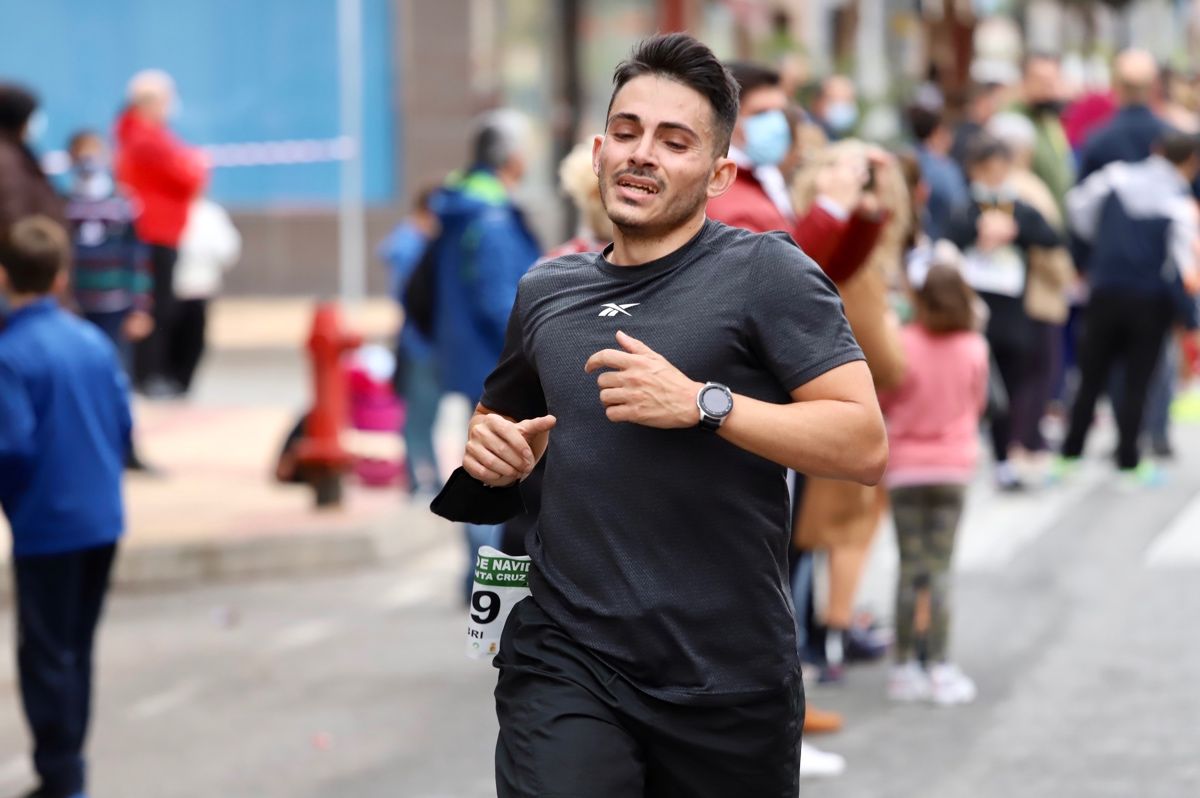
584;331;701;428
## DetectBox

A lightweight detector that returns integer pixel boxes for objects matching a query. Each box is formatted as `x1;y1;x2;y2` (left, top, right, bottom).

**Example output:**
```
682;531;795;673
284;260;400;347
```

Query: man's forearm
716;394;887;485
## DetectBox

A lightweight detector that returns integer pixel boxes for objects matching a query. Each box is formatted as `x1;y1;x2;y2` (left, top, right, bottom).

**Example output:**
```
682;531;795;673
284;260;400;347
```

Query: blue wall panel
0;0;396;208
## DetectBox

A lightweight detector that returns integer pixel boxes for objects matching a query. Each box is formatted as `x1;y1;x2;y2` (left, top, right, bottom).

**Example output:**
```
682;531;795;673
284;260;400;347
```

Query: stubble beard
598;166;709;243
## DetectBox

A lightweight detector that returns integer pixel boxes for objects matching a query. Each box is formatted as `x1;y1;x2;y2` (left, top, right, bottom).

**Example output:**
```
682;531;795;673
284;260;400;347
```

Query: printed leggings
890;484;966;663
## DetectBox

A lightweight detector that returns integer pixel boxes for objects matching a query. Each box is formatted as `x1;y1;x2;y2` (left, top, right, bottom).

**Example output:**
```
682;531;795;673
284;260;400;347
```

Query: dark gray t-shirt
481;219;863;704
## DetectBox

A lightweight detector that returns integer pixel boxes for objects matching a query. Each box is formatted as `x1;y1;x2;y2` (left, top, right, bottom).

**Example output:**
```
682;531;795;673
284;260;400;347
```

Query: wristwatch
696;382;734;431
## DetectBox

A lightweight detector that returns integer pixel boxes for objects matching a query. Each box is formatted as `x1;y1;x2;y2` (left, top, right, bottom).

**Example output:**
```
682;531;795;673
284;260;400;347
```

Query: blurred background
4;0;1197;295
1;1;1200;797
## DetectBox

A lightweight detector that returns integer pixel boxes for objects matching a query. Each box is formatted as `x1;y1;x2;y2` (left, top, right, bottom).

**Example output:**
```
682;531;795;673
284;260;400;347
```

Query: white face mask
970;181;1017;205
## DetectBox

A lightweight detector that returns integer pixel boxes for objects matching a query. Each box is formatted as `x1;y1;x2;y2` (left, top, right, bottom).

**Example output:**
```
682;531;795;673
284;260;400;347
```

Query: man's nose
629;133;658;167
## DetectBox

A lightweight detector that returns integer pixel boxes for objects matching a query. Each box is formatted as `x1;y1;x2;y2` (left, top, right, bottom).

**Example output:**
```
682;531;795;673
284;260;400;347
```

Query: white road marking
1145;492;1200;568
128;679;203;720
857;466;1106;618
266;619;339;653
955;468;1103;573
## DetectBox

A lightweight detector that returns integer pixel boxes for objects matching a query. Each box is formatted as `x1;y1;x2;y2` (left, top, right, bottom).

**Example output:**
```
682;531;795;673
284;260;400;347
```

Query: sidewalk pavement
2;297;456;594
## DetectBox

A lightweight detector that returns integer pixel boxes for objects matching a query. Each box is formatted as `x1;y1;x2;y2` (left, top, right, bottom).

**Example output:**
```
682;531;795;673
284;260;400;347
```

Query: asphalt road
2;342;1199;796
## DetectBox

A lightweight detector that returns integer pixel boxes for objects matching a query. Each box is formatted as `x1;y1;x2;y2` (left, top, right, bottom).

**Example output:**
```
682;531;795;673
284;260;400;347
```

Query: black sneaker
21;787;87;798
1151;440;1176;460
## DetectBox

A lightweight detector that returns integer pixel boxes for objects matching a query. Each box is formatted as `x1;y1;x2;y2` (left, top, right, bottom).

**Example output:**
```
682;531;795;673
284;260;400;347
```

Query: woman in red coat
114;69;208;397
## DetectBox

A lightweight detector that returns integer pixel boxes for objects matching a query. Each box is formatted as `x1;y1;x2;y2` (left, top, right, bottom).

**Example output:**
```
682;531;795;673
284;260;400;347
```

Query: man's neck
607;211;706;267
5;293;47;311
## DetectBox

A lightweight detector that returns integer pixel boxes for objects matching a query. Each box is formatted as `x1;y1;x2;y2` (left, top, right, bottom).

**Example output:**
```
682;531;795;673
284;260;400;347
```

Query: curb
0;503;454;597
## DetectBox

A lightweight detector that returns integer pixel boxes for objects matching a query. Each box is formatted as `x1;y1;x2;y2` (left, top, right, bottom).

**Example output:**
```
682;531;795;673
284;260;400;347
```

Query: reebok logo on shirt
598;303;639;317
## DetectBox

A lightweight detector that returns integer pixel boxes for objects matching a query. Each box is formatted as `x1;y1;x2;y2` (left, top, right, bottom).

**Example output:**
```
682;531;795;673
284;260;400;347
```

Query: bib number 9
466;546;532;660
470;590;501;625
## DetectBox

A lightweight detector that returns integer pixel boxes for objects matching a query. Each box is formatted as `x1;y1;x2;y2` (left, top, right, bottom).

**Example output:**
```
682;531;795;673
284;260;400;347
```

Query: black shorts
493;598;804;798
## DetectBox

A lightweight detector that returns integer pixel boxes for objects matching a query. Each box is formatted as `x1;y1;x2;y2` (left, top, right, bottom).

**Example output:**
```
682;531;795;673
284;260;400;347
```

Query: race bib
963;246;1026;297
465;545;531;660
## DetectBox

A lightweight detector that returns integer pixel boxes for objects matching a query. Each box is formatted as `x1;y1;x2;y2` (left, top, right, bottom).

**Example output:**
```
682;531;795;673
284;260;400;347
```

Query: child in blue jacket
0;215;130;798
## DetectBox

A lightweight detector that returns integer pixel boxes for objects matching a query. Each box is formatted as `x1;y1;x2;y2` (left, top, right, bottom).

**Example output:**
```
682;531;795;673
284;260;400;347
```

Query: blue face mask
743;110;792;168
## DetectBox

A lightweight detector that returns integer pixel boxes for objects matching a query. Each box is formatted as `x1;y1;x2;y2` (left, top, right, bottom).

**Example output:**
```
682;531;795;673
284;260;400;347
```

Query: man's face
140;91;173;125
733;85;789;149
821;76;856;111
971;156;1012;189
70;137;107;168
594;75;730;238
1024;59;1060;105
505;151;528;184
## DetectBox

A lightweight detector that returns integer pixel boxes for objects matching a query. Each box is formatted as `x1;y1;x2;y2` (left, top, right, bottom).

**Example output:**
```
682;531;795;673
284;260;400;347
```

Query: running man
444;34;887;796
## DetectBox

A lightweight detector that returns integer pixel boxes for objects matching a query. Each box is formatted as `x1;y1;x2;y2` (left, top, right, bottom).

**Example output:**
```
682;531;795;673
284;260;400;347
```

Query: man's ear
592;134;604;177
51;270;69;296
707;156;738;199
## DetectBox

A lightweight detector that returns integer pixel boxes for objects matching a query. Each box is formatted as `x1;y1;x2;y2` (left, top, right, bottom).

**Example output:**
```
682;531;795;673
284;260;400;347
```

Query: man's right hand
463;413;557;487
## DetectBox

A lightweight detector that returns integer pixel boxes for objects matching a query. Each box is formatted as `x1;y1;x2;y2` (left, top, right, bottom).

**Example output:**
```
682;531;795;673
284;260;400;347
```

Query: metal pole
337;0;366;306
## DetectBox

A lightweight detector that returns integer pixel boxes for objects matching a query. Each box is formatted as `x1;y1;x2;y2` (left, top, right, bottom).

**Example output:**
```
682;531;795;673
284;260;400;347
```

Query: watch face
700;385;733;416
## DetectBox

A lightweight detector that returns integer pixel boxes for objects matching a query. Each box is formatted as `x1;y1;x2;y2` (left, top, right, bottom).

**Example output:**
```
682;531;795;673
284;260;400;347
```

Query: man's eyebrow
608;112;699;140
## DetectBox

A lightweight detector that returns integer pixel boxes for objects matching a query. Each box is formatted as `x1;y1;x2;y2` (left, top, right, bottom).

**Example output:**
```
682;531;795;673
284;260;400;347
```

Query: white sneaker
929;662;977;706
887;660;932;702
800;741;847;778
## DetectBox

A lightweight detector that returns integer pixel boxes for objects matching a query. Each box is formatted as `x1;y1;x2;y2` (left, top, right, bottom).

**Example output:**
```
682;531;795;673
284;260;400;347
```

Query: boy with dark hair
0;215;130;798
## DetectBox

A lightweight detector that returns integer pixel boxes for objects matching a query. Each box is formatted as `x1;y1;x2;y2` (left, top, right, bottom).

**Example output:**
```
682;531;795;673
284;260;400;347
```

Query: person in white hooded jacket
170;197;241;394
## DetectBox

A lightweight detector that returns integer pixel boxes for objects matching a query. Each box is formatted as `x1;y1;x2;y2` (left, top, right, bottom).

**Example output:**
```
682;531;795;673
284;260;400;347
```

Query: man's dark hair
608;33;740;155
726;62;781;103
0;215;69;294
469;109;526;172
917;264;977;335
0;83;37;135
1157;130;1200;165
965;133;1013;169
906;104;942;143
67;129;104;155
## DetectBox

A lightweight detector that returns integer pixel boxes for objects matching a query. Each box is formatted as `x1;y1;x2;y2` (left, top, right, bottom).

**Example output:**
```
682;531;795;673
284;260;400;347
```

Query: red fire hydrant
296;301;363;507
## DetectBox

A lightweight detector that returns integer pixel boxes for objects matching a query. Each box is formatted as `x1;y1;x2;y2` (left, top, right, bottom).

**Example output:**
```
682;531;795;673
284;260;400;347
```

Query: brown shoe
803;705;844;735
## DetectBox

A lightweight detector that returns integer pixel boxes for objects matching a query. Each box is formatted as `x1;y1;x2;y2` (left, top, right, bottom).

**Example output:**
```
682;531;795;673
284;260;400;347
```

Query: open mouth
615;175;660;196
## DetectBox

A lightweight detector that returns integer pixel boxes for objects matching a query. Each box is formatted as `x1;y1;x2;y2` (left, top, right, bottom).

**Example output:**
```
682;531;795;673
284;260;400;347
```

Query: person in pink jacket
879;264;988;707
